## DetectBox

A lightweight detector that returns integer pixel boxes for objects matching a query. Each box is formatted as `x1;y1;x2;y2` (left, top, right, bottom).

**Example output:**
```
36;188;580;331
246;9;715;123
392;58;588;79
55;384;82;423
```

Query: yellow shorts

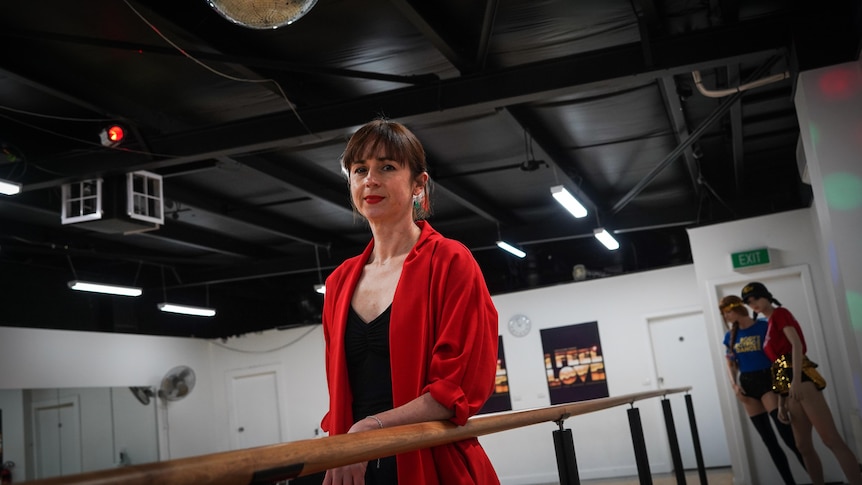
771;354;827;394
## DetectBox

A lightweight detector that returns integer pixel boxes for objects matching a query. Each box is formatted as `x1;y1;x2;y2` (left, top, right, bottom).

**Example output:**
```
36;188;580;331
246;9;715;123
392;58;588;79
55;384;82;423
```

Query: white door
227;367;284;449
714;267;842;484
32;396;82;479
648;311;731;469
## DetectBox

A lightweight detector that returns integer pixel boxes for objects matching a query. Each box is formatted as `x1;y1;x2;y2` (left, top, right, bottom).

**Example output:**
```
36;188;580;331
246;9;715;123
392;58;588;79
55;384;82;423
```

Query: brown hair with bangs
340;118;432;220
719;294;750;358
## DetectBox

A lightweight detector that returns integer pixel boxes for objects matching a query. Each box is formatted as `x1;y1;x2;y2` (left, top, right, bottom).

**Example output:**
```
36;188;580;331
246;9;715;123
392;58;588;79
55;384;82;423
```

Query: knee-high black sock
751;412;796;485
770;408;806;469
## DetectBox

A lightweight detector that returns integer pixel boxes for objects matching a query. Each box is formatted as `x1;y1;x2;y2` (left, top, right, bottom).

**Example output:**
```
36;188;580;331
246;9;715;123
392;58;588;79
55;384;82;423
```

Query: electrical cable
121;0;315;137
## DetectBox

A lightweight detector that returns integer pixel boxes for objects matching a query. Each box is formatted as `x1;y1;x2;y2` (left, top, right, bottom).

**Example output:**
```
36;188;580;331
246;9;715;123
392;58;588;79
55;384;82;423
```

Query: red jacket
321;221;500;484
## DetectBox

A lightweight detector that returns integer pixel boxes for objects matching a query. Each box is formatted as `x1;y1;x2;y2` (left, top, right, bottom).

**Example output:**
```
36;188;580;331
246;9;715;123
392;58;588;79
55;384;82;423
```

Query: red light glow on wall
818;67;861;101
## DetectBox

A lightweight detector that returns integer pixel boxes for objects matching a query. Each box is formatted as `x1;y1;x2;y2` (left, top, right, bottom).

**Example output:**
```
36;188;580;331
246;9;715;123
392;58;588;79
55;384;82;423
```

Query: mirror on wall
0;386;159;483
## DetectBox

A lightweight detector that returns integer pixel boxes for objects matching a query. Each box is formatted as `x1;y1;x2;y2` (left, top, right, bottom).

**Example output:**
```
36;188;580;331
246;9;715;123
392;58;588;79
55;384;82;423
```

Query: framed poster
478;336;512;414
541;321;609;405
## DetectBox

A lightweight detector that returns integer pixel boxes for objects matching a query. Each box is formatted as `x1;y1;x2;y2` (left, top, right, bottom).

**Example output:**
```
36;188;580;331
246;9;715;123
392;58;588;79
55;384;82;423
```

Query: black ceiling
1;0;859;339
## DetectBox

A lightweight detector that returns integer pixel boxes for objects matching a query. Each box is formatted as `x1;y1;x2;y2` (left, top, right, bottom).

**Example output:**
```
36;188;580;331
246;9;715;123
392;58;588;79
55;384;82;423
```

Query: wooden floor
535;467;734;485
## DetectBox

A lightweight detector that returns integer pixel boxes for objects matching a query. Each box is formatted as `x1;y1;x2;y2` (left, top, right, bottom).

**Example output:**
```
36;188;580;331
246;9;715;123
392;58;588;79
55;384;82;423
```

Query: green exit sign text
731;248;771;270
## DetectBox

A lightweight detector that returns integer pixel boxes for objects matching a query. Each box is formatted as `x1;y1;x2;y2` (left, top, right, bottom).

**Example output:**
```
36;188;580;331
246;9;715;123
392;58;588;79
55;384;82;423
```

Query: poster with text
478;335;512;414
541;321;608;405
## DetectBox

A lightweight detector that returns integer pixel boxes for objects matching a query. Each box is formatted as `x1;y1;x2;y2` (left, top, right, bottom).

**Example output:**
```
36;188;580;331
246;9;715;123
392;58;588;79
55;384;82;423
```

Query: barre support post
628;405;652;485
685;393;708;484
661;397;686;484
553;417;580;485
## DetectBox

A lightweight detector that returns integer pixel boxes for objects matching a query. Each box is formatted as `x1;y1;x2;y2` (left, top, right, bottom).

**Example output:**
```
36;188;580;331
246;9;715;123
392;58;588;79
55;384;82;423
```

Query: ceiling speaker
207;0;317;29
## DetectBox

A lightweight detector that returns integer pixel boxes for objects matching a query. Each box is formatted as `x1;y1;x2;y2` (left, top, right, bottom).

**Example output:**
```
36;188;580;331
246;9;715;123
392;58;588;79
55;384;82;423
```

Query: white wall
4;219;849;484
485;264;716;484
687;207;856;485
795;59;862;456
0;324;326;482
0;390;25;482
0;266;716;484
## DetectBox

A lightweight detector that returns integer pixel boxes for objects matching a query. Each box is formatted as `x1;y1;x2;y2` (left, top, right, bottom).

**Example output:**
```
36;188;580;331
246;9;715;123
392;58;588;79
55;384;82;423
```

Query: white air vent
127;171;164;225
61;179;103;224
61;171;163;234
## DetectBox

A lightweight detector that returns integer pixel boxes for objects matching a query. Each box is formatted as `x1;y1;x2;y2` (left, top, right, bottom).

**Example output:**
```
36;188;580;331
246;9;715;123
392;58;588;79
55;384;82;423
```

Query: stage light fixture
157;302;216;317
99;125;126;147
496;240;526;258
0;178;21;195
593;228;620;250
551;185;588;218
68;280;143;297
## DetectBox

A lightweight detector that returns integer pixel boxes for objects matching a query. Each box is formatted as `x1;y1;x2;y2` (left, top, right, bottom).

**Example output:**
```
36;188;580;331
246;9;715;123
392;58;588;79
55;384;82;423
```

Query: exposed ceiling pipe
610;55;782;214
691;69;790;98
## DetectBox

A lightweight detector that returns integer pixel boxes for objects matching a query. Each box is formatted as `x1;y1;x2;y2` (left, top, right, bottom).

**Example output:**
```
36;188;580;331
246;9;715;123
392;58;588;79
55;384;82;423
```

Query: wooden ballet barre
21;386;691;485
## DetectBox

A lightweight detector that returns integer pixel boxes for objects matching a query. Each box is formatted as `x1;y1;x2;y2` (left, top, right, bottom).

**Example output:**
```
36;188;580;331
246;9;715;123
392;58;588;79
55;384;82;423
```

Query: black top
345;305;394;421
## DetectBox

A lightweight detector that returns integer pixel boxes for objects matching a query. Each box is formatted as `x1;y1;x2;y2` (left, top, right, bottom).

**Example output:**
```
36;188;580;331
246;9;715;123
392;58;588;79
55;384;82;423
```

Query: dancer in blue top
720;295;803;484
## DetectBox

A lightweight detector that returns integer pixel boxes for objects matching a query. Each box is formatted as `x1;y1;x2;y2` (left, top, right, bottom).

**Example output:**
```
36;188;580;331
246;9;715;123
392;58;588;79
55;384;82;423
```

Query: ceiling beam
726;65;746;193
474;0;499;69
135;223;282;259
657;75;699;195
390;0;500;73
433;182;518;225
236;155;353;217
165;178;347;248
504;106;601;214
389;0;474;71
18;17;797;193
611;56;780;214
0;28;437;86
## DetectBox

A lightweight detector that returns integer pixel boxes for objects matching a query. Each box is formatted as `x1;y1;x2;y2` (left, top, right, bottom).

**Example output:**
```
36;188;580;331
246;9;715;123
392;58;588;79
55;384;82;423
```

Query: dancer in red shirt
742;282;861;485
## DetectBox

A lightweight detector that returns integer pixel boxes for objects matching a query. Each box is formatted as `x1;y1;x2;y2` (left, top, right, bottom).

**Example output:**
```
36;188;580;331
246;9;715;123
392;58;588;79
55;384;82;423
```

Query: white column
795;58;862;451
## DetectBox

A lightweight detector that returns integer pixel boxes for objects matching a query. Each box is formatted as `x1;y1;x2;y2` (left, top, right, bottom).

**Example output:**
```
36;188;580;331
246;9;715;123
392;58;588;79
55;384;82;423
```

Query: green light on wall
823;172;862;210
847;291;862;331
808;124;820;152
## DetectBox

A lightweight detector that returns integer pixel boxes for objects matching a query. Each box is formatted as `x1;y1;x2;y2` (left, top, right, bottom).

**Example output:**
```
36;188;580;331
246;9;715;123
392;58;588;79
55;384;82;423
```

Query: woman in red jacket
742;282;861;485
321;118;500;485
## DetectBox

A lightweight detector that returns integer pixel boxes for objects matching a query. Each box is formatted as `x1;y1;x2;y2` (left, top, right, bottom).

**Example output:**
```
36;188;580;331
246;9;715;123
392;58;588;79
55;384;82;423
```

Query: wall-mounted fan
206;0;317;29
129;386;155;405
157;366;196;402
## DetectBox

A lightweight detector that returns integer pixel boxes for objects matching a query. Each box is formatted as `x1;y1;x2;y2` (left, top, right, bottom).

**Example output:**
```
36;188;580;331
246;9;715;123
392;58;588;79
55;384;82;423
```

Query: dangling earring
413;195;421;211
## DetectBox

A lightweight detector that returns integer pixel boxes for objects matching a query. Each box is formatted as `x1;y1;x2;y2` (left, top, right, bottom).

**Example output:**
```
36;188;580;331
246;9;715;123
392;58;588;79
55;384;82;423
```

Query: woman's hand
777;405;791;424
776;395;791;424
787;376;803;401
323;462;368;485
731;382;747;401
322;418;380;485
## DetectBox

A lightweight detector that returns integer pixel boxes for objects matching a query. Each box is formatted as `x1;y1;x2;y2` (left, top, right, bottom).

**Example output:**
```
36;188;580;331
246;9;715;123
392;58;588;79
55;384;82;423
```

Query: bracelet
366;415;384;429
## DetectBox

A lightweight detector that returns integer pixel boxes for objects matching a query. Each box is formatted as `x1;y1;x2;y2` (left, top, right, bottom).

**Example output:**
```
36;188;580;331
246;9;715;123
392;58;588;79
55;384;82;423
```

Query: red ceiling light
99;124;125;147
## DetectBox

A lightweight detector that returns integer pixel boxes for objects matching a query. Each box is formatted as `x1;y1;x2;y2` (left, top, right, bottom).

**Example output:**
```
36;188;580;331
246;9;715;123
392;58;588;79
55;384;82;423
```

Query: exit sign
731;248;771;270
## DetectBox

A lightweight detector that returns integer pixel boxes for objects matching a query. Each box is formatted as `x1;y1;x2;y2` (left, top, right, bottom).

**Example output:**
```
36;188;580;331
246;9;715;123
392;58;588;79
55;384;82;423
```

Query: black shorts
739;368;774;400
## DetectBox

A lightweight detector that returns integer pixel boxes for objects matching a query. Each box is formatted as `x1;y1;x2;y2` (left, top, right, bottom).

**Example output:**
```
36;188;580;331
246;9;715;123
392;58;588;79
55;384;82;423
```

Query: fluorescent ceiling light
0;179;21;196
593;228;620;250
68;280;143;297
314;283;326;294
157;303;216;317
550;185;587;218
496;240;526;258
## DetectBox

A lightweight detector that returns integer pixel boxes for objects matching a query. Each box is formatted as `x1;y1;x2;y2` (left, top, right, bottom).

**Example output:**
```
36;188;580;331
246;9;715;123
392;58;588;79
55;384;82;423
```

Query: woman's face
348;151;425;224
745;296;768;313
